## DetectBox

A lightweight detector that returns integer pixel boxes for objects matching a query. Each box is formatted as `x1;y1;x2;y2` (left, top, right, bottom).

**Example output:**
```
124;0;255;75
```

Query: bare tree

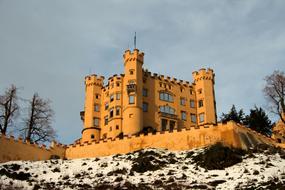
22;93;56;143
0;85;19;135
263;70;285;124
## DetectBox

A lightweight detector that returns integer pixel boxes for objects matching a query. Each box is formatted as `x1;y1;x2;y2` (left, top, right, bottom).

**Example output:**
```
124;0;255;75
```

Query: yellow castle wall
0;135;66;163
66;121;276;159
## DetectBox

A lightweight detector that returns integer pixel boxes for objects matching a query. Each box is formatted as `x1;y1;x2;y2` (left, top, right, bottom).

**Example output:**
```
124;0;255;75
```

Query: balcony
127;83;136;93
158;111;178;120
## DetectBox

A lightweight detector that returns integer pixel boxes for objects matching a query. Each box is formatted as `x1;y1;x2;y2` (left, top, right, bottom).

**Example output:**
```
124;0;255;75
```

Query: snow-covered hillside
0;143;285;190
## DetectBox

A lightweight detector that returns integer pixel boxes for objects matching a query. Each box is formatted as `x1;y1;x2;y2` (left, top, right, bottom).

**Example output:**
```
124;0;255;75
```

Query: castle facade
81;49;217;142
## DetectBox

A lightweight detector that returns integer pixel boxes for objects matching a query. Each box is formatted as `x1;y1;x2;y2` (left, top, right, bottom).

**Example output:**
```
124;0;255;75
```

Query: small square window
105;102;109;110
181;111;187;121
143;102;148;112
116;107;120;116
198;100;203;108
129;114;133;118
116;93;121;100
129;95;135;104
110;94;114;102
94;104;100;112
110;109;114;118
198;89;202;94
104;116;108;125
190;114;196;123
190;100;195;108
180;98;186;106
143;88;148;97
109;127;112;131
116;82;120;87
199;113;205;123
96;94;99;99
93;118;99;126
130;70;134;75
116;125;119;130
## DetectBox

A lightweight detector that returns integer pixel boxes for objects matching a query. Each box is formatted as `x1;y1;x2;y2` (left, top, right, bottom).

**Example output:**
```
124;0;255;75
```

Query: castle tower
81;75;104;142
122;49;144;135
192;68;217;125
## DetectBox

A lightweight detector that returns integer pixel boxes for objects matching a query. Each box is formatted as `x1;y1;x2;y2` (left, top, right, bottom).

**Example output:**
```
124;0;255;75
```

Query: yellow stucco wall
66;121;276;159
0;135;66;163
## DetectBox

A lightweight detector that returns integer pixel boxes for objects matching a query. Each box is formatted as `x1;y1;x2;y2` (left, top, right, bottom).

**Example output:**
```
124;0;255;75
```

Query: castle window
116;125;119;130
116;107;120;116
110;94;114;102
105;102;109;110
190;90;194;95
96;94;99;99
143;102;148;112
143;88;148;97
116;93;121;100
159;92;173;102
160;83;162;87
116;82;120;87
104;116;108;125
129;69;134;75
94;104;100;112
129;95;135;104
199;113;205;123
198;89;202;94
190;114;196;123
190;100;195;108
180;88;184;92
129;114;133;118
93;117;99;126
180;98;186;106
169;85;172;90
102;133;107;139
198;100;203;108
91;134;95;139
109;127;112;131
160;105;175;115
181;111;187;121
110;108;114;118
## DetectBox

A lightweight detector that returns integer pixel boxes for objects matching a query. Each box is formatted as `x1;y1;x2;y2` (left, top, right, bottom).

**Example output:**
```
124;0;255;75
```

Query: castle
0;48;284;163
80;49;217;142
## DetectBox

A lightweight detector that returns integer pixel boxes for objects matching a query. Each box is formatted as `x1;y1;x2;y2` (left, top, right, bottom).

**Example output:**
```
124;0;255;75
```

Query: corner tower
122;49;144;135
192;68;217;125
81;75;104;142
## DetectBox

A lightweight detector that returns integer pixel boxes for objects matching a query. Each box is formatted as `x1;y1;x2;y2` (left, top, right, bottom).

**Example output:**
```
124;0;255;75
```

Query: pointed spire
134;32;136;49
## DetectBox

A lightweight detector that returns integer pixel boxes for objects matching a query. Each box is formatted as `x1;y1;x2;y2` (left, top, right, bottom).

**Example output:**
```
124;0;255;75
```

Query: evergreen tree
220;105;245;124
244;106;272;137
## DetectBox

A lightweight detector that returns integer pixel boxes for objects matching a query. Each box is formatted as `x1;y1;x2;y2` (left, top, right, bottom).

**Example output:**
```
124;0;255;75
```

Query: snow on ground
0;144;285;190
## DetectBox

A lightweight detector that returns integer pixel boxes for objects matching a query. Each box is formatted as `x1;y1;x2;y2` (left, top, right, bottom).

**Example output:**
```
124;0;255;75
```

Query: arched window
160;105;175;114
91;134;95;139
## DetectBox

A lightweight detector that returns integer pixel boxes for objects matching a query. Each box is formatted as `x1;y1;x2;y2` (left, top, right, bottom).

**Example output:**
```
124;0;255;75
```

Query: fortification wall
65;121;276;159
0;135;66;163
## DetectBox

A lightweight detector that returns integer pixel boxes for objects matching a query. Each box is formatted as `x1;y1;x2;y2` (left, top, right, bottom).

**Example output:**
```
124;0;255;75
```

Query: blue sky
0;0;285;144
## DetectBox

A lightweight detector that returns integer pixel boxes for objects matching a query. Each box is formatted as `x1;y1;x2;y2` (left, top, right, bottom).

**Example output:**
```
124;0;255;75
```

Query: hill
0;143;285;190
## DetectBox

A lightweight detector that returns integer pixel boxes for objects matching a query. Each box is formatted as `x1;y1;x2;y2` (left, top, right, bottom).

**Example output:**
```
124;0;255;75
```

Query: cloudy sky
0;0;285;144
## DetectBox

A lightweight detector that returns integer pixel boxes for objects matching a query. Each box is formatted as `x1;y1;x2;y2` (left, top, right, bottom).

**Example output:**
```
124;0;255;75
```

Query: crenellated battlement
123;49;144;64
0;134;66;162
142;69;195;88
192;68;214;83
65;121;278;159
85;74;105;87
